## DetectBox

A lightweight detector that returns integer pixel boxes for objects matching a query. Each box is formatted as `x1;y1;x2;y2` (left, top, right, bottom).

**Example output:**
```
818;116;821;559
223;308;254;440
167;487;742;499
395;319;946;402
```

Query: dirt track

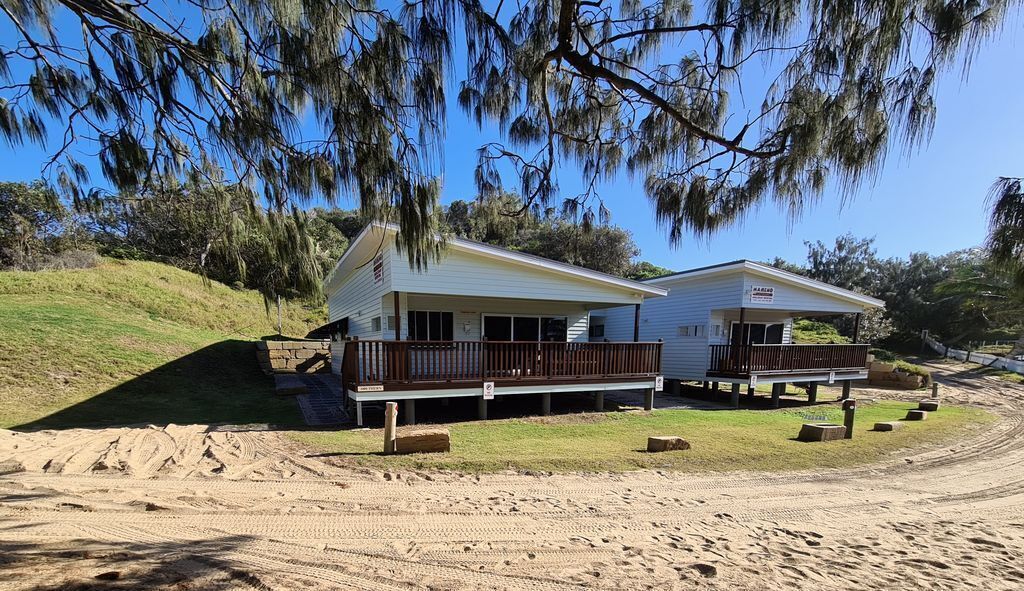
2;361;1023;590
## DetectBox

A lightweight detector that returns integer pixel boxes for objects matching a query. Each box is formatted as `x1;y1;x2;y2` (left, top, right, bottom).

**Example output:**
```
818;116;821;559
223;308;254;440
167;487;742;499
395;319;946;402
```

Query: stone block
301;341;329;349
905;410;928;421
265;341;285;350
280;341;305;350
897;374;923;388
395;428;451;454
918;400;940;412
797;423;847;442
267;350;292;360
870;362;896;373
647;436;691;452
872;421;905;432
292;349;318;359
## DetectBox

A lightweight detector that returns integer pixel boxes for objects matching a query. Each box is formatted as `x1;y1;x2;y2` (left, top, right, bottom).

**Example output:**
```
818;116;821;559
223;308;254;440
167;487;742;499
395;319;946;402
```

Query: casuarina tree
0;0;1016;293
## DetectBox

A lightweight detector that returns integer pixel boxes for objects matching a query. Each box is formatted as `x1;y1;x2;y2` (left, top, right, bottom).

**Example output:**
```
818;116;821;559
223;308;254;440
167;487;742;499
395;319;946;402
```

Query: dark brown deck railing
342;340;662;391
707;344;871;376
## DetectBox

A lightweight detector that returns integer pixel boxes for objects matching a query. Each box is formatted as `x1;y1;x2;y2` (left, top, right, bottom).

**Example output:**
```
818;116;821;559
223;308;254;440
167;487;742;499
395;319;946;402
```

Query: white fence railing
924;335;1024;375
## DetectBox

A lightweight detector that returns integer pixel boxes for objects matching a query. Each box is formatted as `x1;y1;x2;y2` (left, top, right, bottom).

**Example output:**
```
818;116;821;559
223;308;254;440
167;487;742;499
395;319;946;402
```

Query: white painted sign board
655;376;664;392
357;384;384;392
749;375;758;388
749;286;775;303
828;371;836;384
483;381;495;400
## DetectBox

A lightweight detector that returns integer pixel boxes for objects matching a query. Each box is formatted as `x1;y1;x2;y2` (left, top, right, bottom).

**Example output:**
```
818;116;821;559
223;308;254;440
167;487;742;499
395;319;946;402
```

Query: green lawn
292;401;993;473
0;259;315;429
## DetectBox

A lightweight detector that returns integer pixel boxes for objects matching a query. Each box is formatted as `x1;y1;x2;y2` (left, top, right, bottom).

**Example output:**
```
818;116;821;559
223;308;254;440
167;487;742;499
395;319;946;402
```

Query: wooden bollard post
384;401;398;454
842;399;856;440
931;382;939;398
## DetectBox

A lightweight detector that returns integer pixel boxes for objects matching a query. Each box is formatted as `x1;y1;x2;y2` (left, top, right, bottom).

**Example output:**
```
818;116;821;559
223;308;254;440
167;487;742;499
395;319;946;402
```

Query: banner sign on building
749;286;775;303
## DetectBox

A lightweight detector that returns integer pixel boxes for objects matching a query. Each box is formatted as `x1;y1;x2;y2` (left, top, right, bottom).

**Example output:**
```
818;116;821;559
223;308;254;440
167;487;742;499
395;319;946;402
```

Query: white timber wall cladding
326;241;392;340
389;242;643;305
741;274;865;313
403;294;590;342
601;272;746;380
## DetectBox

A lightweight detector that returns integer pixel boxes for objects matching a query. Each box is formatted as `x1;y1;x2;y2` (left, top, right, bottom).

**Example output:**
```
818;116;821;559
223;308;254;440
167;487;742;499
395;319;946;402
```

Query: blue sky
438;28;1024;270
1;8;1020;272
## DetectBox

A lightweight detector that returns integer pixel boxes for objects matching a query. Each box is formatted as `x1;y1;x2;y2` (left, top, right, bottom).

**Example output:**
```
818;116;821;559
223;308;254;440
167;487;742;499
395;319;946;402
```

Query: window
386;315;395;331
372;253;384;284
678;324;707;338
371;316;382;332
678;325;691;337
730;322;785;345
589;323;605;338
483;315;568;341
406;311;453;341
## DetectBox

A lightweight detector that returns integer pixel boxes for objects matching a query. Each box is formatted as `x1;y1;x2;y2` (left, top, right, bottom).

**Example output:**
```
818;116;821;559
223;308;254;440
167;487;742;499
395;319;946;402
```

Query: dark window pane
428;311;442;341
407;311;415;339
541;317;568;342
513;317;540;341
483;316;512;341
766;323;784;344
589;324;605;338
415;311;428;342
441;312;454;340
749;323;766;344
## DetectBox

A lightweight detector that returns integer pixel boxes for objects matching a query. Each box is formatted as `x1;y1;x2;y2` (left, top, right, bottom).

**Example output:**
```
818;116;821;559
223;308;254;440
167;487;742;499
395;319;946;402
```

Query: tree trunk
276;295;282;336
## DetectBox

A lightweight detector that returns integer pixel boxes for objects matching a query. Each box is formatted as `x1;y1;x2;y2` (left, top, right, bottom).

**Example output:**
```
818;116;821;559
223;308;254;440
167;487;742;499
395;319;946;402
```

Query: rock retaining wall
867;361;924;389
255;340;331;374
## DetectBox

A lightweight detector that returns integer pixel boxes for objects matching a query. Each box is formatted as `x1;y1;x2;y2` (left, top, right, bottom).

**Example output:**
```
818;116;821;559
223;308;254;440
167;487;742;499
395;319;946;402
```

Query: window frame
406;310;454;341
729;321;786;345
480;313;569;342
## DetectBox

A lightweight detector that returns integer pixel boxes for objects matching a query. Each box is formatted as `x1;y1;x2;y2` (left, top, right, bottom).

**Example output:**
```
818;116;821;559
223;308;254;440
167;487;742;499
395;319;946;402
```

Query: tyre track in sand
2;360;1023;590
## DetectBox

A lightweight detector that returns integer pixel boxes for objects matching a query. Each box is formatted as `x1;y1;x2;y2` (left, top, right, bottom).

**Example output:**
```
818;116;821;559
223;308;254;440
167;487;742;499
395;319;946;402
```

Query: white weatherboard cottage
595;260;885;406
323;223;668;425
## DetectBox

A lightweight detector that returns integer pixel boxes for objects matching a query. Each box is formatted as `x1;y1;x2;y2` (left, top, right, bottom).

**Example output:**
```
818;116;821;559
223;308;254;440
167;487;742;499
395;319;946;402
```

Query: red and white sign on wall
749;285;775;303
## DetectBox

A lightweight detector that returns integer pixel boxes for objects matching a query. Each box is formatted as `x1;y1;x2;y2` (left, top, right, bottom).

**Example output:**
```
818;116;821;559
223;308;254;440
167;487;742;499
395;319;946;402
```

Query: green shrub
869;347;897;362
792;319;850;344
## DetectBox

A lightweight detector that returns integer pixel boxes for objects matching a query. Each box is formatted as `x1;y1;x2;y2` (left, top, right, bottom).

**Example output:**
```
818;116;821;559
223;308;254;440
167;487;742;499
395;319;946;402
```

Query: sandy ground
2;361;1023;590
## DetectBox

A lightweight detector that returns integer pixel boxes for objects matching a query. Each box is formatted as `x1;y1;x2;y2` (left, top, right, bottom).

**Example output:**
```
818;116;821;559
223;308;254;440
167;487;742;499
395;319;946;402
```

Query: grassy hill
0;259;321;429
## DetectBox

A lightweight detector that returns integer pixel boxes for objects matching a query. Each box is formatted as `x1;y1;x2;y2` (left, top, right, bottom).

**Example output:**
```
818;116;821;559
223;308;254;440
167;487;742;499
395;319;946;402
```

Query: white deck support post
594;391;605;412
644;388;655;411
356;401;364;426
730;383;741;408
541;392;551;415
406;399;416;425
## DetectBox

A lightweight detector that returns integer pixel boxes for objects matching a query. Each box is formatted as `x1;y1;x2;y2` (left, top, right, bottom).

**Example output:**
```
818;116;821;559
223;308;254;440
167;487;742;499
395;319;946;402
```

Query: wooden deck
342;340;663;392
707;344;871;378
